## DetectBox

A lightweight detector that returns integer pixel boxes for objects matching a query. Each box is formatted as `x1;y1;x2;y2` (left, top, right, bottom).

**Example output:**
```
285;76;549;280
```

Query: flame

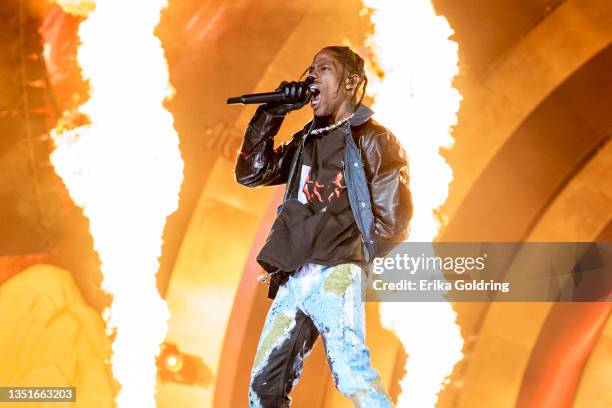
56;0;95;17
362;1;464;406
50;1;183;406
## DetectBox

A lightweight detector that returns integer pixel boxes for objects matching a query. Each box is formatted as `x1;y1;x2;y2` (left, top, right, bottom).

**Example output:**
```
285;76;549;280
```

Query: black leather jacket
235;104;413;261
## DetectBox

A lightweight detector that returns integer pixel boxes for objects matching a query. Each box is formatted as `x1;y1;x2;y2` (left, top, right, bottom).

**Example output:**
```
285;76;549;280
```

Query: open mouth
310;88;321;107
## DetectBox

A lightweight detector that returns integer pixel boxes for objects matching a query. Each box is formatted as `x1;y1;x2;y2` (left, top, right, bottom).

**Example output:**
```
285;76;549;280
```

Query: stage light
157;343;212;387
160;346;183;373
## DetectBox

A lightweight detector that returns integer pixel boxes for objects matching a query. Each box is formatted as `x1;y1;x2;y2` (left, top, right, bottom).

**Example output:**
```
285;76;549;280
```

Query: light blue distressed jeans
249;262;394;407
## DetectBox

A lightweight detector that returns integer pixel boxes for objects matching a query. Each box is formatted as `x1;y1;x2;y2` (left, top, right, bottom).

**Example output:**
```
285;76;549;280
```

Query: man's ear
345;73;360;90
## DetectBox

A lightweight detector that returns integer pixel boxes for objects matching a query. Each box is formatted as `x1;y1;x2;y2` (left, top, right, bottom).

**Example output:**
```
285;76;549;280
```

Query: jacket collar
349;104;374;126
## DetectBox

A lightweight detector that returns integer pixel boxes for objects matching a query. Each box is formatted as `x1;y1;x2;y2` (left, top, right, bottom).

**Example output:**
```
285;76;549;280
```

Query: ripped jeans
249;262;394;408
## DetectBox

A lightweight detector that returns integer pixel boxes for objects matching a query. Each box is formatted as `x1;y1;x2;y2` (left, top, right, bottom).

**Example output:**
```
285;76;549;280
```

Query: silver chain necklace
309;112;355;135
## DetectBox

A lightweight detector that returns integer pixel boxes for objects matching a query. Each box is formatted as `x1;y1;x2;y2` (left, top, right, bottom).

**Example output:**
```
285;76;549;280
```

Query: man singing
235;45;413;408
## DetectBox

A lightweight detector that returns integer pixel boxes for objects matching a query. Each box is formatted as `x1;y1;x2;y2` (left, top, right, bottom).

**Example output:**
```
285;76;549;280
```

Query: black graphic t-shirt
256;126;363;277
299;130;346;212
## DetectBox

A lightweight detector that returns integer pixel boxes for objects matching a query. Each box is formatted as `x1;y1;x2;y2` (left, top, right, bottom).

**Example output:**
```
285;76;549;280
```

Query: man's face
308;50;350;117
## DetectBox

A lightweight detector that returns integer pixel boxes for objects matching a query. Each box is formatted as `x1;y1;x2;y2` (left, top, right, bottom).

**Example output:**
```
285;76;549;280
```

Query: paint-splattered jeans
249;262;393;407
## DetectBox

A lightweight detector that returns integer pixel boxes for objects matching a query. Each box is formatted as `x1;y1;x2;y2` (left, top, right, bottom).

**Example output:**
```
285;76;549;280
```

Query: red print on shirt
302;169;346;205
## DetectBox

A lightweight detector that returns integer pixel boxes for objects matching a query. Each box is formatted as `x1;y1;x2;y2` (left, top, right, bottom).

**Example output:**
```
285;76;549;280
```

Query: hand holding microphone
227;77;318;116
264;80;313;115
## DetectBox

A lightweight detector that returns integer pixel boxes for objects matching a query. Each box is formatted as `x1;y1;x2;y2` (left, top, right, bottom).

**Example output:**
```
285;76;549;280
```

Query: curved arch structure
456;140;612;407
443;0;612;222
516;140;612;408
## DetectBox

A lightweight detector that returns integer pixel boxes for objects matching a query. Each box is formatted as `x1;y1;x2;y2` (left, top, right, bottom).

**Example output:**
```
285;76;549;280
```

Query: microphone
227;77;317;106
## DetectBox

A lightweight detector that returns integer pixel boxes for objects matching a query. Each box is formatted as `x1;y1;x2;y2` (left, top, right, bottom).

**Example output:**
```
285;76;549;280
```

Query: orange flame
55;0;95;17
51;1;183;406
363;1;464;406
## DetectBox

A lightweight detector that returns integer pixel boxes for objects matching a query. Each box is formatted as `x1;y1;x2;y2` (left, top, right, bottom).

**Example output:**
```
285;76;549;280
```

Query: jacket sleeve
234;105;299;187
361;130;414;258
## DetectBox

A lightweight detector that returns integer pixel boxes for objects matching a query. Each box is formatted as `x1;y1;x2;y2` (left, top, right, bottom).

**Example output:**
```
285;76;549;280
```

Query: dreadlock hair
300;46;368;109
